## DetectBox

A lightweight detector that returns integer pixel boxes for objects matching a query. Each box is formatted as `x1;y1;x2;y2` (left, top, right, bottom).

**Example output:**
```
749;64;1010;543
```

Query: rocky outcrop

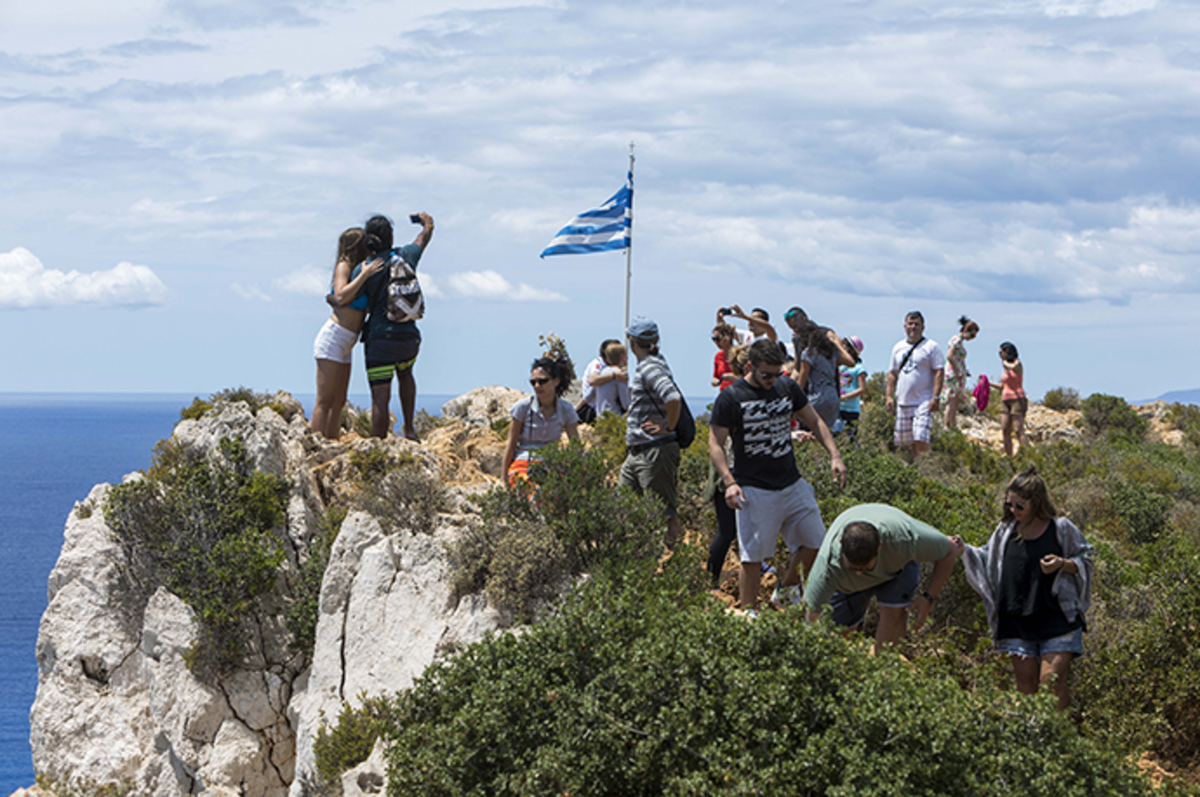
29;392;505;796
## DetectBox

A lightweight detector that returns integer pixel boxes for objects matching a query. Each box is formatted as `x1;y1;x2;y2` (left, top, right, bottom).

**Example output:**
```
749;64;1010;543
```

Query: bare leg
944;393;959;429
1000;412;1013;457
398;366;418;441
875;605;908;645
313;360;352;440
371;380;393;439
1014;414;1029;454
665;517;684;550
1011;654;1040;695
780;546;817;588
739;560;762;611
910;440;930;457
1040;652;1074;711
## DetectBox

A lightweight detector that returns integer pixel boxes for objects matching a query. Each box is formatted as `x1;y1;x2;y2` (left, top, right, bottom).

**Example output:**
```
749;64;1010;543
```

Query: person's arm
929;368;944;412
501;416;523;477
841;372;867;401
830;330;855;368
412;212;434;251
795;404;846;489
885;369;898;414
794;359;812;389
910;535;964;631
641;397;681;436
565;422;580;442
589;367;614;387
708;424;743;510
328;256;385;307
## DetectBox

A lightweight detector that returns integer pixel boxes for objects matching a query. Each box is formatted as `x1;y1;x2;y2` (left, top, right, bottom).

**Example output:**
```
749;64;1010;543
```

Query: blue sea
0;392;454;794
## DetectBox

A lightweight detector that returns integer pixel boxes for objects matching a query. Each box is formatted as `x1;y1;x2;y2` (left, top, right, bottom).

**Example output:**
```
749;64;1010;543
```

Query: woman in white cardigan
962;467;1093;710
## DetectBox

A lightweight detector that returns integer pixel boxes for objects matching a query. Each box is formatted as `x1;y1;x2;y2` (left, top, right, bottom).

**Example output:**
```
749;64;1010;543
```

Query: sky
1;0;1198;404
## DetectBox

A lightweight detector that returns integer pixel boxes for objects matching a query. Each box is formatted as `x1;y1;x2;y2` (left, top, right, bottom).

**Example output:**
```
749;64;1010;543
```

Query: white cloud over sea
0;247;168;309
2;0;1199;396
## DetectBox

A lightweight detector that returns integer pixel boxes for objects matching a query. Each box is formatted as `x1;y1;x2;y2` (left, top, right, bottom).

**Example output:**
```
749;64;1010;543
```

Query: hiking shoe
770;584;803;609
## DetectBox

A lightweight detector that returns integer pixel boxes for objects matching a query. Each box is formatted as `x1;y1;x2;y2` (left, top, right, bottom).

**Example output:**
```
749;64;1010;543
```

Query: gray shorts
829;560;920;628
735;480;825;562
619;441;680;519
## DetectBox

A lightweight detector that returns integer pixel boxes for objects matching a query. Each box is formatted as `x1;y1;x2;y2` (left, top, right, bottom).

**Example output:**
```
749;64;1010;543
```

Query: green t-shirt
803;504;950;611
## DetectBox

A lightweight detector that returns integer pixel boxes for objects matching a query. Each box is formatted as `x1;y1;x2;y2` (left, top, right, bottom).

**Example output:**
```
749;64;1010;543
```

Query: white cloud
273;267;327;297
230;282;272;302
445;270;567;302
0;247;168;309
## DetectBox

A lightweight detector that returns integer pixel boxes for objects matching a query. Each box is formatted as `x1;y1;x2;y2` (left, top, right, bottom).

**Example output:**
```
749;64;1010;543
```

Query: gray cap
626;316;659;342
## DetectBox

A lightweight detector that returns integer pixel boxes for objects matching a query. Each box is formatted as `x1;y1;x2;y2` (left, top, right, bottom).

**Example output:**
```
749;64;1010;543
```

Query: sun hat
850;335;864;353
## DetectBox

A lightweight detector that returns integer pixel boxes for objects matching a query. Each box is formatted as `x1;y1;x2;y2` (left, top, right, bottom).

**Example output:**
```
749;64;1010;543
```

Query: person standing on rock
885;311;944;458
709;339;847;616
943;316;979;430
621;317;685;548
360;212;434;441
995;341;1029;457
804;503;964;645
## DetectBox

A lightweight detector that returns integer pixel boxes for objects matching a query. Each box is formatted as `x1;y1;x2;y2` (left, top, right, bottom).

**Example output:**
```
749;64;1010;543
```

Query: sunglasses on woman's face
530;377;551;386
1004;500;1027;512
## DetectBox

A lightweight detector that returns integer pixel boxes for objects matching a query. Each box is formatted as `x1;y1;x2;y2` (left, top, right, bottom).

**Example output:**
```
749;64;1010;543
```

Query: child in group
837;336;867;441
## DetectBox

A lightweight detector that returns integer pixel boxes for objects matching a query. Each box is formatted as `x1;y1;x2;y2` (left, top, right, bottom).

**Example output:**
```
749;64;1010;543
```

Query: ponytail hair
959;315;979;335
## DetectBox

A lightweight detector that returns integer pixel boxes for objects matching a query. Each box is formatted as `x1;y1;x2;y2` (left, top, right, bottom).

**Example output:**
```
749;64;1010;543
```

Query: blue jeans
997;627;1083;658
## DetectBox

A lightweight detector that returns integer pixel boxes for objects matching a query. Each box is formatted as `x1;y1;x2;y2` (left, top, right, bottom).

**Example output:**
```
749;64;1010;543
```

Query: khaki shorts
1001;397;1028;417
619;441;680;519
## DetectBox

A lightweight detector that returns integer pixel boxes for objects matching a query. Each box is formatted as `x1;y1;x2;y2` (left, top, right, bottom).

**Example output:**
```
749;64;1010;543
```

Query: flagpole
625;141;634;333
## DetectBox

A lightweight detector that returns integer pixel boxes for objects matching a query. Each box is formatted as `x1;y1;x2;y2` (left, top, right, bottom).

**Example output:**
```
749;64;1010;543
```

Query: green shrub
349;447;415;482
1082;394;1148;440
1168;402;1200;449
1044;386;1082;411
447;441;664;621
1110;480;1172;544
179;386;296;422
373;565;1155;796
104;437;290;678
588;410;627;467
312;694;399;787
354;463;446;536
490;415;511;438
286;506;346;658
414;409;447;439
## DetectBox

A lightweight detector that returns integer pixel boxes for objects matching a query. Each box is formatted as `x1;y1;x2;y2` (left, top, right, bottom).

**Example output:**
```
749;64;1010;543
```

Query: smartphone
409;214;422;224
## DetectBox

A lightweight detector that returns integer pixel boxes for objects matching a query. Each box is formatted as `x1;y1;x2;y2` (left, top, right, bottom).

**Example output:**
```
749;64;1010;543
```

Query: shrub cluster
180;386;296;422
447;441;664;622
104;437;290;678
370;564;1155;796
1082;393;1148;441
286;506;346;658
1044;386;1082;411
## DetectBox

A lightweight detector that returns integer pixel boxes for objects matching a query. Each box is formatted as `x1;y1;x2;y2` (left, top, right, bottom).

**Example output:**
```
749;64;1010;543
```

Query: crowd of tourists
306;218;1082;710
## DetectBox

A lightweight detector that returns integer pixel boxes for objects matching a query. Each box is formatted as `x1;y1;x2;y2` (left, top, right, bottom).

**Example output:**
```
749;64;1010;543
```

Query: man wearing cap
885;311;944;457
709;339;847;614
621;316;685;546
804;503;964;645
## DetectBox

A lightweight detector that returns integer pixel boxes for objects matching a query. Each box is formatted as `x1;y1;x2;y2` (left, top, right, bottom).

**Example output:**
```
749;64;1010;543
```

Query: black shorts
365;338;420;385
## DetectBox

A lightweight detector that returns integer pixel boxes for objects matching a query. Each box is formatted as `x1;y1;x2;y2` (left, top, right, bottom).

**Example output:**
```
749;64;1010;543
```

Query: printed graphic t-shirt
710;375;808;491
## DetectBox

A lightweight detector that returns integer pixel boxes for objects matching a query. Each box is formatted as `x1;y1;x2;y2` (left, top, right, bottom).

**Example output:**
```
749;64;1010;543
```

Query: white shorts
894;403;932;446
736;480;826;562
313;318;358;365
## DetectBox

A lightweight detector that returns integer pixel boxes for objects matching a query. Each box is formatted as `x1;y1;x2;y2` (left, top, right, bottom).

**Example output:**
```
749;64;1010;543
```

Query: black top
996;519;1083;642
710;375;807;491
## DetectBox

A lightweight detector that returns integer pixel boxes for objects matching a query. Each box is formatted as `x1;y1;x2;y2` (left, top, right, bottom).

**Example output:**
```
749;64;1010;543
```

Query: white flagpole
625;141;634;333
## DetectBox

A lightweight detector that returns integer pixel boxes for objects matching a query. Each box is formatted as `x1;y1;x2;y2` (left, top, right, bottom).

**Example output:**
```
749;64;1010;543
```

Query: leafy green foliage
414;408;447;439
1082;393;1148;441
1168;402;1200;449
447;441;664;621
312;694;399;787
1044;386;1082;411
180;386;296;422
286;506;346;658
372;564;1154;797
104;437;290;678
354;461;447;536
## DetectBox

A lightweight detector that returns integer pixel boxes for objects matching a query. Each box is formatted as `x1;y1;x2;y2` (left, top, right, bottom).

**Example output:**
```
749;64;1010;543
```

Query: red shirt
713;350;734;391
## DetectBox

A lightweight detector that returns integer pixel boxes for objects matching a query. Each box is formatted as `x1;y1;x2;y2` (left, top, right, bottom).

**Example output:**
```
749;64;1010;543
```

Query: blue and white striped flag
540;172;633;257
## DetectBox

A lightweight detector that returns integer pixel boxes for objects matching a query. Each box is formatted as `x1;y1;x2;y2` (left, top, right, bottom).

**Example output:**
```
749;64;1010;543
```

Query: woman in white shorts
311;228;384;439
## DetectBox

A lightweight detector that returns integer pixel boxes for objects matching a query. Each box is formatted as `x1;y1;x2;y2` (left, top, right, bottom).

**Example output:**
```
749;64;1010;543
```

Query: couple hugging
310;212;435;442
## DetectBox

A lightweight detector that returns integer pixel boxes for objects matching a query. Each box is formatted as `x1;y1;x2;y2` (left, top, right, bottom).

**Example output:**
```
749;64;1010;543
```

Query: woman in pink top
996;341;1029;457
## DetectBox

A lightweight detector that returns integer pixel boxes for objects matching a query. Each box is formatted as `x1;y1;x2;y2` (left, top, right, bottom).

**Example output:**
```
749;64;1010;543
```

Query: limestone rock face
440;385;527;427
29;392;501;796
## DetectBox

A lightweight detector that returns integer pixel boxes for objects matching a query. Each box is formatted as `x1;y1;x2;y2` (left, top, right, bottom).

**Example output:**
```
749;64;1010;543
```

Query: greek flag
540;172;632;257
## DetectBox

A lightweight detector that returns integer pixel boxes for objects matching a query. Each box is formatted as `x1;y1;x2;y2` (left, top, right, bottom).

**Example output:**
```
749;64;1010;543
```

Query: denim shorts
829;560;920;628
996;627;1083;659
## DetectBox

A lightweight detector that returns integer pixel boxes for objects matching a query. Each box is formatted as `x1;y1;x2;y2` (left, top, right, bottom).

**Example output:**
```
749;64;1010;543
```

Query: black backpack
674;395;696;449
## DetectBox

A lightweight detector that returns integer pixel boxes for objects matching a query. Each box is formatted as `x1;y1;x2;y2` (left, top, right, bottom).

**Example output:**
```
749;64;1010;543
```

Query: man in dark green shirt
804;504;963;645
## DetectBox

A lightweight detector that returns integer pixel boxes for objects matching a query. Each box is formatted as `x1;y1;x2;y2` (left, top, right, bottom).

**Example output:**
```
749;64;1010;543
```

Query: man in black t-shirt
709;339;847;614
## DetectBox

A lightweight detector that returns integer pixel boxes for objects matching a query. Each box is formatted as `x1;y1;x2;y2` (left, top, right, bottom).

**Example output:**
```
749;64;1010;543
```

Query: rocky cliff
27;387;523;796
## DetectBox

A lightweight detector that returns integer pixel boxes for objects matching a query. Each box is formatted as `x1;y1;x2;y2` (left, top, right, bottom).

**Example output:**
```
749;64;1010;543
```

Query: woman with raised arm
310;228;384;439
793;320;855;429
502;355;581;483
962;468;1093;711
942;316;979;429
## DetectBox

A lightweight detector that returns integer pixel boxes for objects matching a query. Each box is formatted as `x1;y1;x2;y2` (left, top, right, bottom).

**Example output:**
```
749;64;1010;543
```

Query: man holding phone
709;339;847;615
361;211;434;441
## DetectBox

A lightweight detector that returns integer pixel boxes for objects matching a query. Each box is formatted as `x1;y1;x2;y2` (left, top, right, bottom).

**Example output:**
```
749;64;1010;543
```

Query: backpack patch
384;251;424;323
